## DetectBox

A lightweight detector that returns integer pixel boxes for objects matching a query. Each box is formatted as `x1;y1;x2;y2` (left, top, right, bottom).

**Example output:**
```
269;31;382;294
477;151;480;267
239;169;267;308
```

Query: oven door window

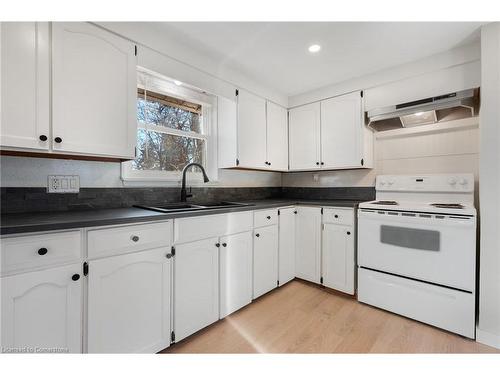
380;225;440;251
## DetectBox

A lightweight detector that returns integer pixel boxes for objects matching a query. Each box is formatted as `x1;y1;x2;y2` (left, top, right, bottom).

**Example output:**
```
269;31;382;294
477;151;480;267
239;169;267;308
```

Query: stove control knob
448;177;457;186
459;178;468;186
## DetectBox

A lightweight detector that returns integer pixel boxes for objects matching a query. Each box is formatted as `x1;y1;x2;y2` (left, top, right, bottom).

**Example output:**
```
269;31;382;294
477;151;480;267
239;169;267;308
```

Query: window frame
121;68;218;185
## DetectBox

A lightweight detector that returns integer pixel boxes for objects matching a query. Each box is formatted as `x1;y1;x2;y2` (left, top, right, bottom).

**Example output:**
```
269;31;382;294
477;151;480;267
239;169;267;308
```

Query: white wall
0;156;282;188
476;22;500;349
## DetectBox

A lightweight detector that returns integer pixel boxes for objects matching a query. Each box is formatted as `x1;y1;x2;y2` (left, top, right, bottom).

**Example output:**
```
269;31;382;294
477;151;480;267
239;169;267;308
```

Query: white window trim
122;68;218;186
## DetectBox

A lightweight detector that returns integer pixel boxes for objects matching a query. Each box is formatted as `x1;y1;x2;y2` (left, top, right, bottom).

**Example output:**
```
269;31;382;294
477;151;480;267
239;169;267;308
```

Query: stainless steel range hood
367;88;479;132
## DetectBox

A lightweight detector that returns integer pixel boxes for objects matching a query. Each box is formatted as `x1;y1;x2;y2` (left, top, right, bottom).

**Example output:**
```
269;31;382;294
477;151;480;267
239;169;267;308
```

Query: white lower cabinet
219;231;253;318
322;223;355;294
87;247;171;353
295;206;322;284
1;263;83;353
278;207;296;286
174;237;219;342
253;225;279;298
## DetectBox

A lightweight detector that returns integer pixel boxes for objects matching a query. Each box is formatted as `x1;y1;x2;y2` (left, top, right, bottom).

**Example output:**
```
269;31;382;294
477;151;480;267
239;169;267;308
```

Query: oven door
358;209;476;292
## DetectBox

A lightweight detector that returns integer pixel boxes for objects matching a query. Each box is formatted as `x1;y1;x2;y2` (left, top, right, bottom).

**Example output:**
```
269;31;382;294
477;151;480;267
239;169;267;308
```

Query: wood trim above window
137;88;202;115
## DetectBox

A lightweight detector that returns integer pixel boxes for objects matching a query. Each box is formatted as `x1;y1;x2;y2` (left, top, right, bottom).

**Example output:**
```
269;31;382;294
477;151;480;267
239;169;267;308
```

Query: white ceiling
154;22;484;96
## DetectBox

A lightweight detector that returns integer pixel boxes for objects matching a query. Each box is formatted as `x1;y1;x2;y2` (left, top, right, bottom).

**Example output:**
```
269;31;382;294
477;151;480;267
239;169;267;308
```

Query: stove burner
430;203;464;209
372;200;398;205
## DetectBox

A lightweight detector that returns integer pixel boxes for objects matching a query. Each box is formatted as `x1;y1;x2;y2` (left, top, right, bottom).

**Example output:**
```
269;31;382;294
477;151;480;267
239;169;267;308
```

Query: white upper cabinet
237;89;267;169
321;91;364;169
0;22;50;151
1;263;82;353
87;247;171;353
266;101;288;170
52;22;137;159
288;102;321;170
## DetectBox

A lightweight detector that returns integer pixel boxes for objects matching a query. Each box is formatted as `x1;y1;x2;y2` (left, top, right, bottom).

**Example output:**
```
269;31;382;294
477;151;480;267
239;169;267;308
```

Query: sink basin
135;201;253;213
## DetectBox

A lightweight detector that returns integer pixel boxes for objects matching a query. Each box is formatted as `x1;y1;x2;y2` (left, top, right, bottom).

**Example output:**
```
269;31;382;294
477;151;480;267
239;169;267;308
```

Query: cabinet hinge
361;158;364;166
236;158;240;166
134;45;137;56
171;246;176;256
171;331;176;343
235;89;239;97
321;207;324;215
360;90;363;98
83;262;89;276
320;276;323;284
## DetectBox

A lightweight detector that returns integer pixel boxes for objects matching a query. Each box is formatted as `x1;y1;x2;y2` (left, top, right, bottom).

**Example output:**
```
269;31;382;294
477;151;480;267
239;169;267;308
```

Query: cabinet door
1;263;82;353
295;206;322;284
253;225;278;298
219;231;253;318
266;101;288;171
322;224;355;294
0;22;50;150
237;89;267;169
320;91;363;169
289;102;321;170
217;96;238;168
278;207;296;286
52;22;137;158
174;237;219;342
87;248;171;353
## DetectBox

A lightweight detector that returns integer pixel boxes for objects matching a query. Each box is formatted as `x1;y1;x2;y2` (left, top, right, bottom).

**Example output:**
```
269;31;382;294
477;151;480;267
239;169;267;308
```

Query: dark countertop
0;199;365;235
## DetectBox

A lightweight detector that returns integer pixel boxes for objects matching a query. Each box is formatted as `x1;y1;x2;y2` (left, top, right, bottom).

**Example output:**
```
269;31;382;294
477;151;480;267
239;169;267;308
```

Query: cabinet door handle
38;247;48;256
255;233;260;237
215;243;220;247
54;137;63;143
320;162;324;165
347;231;351;235
72;274;80;281
166;253;173;259
39;135;48;141
334;215;339;218
316;162;320;165
294;211;297;214
222;243;227;247
131;235;140;242
267;216;271;219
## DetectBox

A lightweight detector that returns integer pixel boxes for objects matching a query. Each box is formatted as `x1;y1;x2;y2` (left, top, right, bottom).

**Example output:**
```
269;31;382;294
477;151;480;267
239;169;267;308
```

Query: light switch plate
47;175;80;193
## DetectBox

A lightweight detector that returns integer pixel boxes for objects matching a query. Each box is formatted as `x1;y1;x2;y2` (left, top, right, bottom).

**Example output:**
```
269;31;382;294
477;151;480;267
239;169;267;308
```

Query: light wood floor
162;280;498;354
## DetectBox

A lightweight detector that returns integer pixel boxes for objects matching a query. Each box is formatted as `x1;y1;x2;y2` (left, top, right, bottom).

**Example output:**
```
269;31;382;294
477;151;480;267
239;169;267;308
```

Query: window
122;69;217;183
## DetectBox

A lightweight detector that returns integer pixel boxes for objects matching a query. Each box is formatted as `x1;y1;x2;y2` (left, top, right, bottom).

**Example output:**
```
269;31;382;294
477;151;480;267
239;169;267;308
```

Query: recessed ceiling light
173;80;183;86
308;44;321;53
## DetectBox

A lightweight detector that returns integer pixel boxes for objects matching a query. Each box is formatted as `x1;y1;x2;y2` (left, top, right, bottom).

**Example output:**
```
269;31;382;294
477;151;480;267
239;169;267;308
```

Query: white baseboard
476;327;500;349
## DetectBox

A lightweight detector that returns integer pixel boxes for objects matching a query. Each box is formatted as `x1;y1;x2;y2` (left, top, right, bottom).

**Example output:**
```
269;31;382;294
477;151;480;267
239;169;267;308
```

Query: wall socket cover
47;175;80;193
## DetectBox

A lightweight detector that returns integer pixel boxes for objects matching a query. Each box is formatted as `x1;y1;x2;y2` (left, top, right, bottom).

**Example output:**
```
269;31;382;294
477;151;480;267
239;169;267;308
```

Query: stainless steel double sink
135;201;254;213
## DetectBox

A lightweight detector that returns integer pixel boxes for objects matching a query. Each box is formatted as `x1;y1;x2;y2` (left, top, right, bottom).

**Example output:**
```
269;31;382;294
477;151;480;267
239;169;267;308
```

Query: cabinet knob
72;274;80;281
166;253;173;259
37;247;48;256
334;215;339;218
131;235;139;242
320;162;324;165
255;233;260;237
215;243;220;247
54;137;63;143
294;211;297;214
267;216;271;219
347;231;351;235
316;162;320;165
222;243;227;247
39;135;48;142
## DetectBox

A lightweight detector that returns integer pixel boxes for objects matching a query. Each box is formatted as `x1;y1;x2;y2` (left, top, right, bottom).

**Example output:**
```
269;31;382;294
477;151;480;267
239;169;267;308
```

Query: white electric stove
357;173;477;338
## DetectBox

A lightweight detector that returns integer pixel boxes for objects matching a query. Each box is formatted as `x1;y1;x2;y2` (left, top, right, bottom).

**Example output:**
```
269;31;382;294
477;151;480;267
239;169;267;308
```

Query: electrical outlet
47;175;80;193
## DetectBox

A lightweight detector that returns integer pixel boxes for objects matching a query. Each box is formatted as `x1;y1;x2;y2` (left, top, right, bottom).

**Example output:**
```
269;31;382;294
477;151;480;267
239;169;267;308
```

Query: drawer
254;209;278;228
87;221;172;259
174;211;253;244
1;231;82;275
322;207;354;226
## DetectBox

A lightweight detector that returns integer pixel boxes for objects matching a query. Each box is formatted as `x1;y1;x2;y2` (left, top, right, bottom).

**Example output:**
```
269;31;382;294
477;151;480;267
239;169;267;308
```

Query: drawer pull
255;233;260;237
347;231;351;235
222;243;227;247
131;235;140;242
267;216;271;219
334;215;339;218
37;247;48;256
72;274;80;281
215;243;220;247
